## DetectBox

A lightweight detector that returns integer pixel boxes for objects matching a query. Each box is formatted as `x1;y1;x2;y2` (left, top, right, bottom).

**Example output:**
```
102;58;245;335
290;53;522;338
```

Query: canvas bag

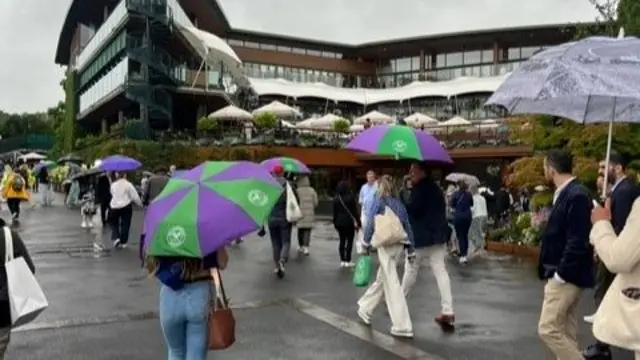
208;269;236;350
371;206;407;249
3;227;48;327
285;182;303;222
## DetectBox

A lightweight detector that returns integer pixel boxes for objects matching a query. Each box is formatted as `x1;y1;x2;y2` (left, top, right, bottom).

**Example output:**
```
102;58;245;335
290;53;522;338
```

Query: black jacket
268;177;298;226
332;182;361;229
406;178;447;248
95;175;111;204
609;177;639;235
538;179;594;288
0;220;35;327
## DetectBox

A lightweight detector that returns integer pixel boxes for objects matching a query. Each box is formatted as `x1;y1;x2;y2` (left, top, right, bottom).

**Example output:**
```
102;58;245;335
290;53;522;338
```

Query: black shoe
583;343;611;359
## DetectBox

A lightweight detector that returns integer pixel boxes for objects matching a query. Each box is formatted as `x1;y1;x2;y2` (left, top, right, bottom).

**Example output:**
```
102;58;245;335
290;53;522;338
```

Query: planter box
486;240;540;257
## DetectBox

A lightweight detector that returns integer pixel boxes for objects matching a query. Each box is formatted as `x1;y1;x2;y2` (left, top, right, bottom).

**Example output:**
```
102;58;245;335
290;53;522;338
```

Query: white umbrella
441;116;472;126
281;120;296;128
479;119;500;129
19;152;46;161
177;25;248;87
354;110;393;125
299;114;345;129
404;112;438;127
349;124;364;132
445;172;480;186
208;105;253;122
252;101;302;118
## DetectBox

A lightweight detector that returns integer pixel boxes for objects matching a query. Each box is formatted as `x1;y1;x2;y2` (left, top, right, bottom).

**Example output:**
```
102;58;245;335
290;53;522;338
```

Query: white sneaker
113;239;121;248
459;256;468;264
340;262;346;268
345;262;356;268
302;247;309;255
584;314;595;324
81;221;88;228
357;308;371;325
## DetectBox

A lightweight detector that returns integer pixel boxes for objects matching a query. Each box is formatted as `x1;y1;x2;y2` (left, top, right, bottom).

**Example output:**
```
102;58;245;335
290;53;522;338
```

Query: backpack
11;175;25;192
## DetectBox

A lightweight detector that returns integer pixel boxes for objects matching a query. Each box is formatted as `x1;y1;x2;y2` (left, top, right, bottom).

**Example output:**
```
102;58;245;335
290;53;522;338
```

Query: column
197;104;207;120
419;50;425;80
101;119;108;134
118;111;124;124
104;6;109;21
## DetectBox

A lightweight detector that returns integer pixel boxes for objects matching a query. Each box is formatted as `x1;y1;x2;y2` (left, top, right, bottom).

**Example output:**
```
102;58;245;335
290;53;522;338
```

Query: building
55;0;597;133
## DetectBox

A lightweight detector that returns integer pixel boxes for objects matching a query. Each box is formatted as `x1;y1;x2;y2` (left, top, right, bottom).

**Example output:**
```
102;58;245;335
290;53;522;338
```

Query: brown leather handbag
207;269;236;350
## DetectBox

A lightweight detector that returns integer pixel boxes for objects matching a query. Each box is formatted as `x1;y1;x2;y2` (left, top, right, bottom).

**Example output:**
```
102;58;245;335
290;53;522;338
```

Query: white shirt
110;179;142;209
552;177;576;205
471;194;488;218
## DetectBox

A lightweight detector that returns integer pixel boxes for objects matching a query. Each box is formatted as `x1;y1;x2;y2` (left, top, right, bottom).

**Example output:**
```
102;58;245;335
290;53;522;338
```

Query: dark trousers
6;199;20;219
268;223;292;263
297;228;311;247
453;217;472;257
336;225;355;262
110;205;133;244
99;202;110;225
593;261;615;349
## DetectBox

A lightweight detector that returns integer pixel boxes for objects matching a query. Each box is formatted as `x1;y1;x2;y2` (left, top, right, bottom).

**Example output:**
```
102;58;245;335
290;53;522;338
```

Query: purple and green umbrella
100;155;142;172
345;125;452;164
261;157;311;174
144;161;284;258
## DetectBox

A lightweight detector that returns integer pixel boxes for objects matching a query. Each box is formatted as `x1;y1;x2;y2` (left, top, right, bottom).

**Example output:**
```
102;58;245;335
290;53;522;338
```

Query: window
321;51;335;58
463;51;482;65
292;47;306;54
244;41;259;48
307;49;321;57
227;39;243;46
276;45;291;52
436;54;446;67
520;46;541;59
481;50;493;63
260;43;276;51
394;57;412;72
508;47;521;60
446;52;463;67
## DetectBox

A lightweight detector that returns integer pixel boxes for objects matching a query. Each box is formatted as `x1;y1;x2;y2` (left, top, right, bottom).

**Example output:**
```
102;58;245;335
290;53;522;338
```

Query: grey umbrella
485;32;640;197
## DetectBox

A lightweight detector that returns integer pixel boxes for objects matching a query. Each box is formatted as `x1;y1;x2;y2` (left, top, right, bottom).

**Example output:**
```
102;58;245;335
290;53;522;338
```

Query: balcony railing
76;0;128;71
151;123;525;150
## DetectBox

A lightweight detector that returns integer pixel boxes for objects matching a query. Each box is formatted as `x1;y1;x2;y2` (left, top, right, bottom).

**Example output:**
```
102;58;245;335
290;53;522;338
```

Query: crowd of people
0;148;639;359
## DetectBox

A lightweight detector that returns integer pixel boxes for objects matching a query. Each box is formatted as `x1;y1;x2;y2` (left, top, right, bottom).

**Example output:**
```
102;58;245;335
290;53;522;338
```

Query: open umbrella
485;33;640;196
33;160;56;172
58;154;83;164
100;155;141;172
144;161;284;258
260;157;311;174
345;125;452;164
445;172;480;187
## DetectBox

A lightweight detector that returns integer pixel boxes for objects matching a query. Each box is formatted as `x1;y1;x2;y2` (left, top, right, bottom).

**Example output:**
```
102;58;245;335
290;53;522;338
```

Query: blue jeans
159;282;212;360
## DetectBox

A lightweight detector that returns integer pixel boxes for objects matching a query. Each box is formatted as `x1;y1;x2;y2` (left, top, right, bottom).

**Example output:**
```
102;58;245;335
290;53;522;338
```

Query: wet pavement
5;194;635;359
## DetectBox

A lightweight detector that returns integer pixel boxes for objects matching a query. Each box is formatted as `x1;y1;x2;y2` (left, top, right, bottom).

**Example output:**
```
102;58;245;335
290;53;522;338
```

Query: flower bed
486;211;547;257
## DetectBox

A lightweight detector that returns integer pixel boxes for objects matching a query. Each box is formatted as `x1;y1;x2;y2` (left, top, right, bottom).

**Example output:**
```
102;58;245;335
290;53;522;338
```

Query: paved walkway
4;195;635;359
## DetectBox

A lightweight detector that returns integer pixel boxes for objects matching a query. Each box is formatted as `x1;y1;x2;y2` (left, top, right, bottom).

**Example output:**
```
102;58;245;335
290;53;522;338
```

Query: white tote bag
285;182;303;222
4;227;48;327
371;206;407;249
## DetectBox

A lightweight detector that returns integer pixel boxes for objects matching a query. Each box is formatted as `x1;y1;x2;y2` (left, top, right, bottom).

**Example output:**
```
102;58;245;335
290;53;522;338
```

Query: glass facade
243;62;344;86
225;38;343;59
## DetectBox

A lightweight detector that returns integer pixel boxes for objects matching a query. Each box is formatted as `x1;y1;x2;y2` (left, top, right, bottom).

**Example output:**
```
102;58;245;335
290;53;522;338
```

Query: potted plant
332;119;350;134
197;116;218;137
253;112;278;129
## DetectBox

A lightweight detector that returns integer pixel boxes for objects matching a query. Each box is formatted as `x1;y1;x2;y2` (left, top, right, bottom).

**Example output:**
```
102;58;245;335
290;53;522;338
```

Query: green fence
0;134;54;154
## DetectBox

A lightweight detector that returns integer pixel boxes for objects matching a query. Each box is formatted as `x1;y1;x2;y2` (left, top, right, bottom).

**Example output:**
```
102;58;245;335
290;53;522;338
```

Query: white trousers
356;213;368;254
402;244;454;315
41;184;54;206
357;244;412;333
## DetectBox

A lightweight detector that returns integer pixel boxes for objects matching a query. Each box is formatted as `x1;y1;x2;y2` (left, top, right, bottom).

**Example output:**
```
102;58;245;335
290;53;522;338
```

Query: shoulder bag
338;195;358;228
370;202;408;249
4;226;48;327
208;268;236;350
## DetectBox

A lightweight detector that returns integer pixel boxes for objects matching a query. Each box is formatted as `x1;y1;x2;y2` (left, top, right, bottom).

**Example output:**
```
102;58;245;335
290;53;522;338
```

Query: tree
332;119;350;133
197;116;218;133
253;112;278;128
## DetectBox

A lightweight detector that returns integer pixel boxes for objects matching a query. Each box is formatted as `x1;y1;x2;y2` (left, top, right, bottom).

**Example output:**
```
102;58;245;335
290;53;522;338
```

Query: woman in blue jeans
146;248;228;360
450;181;473;264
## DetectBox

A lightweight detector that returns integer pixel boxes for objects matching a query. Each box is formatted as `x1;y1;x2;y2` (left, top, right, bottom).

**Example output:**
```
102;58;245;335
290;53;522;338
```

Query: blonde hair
377;175;395;197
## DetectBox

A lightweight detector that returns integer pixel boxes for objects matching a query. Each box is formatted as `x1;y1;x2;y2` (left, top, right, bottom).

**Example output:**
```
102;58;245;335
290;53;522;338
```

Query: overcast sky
0;0;67;114
0;0;600;114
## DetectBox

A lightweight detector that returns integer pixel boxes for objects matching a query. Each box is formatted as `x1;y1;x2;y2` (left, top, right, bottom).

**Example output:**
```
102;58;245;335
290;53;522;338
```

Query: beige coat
295;177;318;229
591;197;640;353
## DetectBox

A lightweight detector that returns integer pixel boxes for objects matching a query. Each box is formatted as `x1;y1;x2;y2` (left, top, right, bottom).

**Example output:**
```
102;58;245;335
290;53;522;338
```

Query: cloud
0;0;67;113
217;0;600;44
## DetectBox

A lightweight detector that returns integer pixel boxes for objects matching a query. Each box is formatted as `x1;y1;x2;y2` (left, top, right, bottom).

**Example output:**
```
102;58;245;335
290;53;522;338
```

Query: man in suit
537;149;594;360
584;151;639;360
142;166;170;206
403;162;455;331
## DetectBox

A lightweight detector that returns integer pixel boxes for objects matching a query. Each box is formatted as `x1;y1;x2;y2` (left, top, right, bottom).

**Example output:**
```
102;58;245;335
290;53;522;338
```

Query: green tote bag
352;255;373;287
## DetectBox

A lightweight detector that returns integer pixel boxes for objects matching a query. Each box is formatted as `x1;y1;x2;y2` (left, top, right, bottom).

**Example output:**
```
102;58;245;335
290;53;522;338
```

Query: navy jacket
268;177;298;226
406;178;447;248
450;190;474;219
538;179;594;288
610;177;639;235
